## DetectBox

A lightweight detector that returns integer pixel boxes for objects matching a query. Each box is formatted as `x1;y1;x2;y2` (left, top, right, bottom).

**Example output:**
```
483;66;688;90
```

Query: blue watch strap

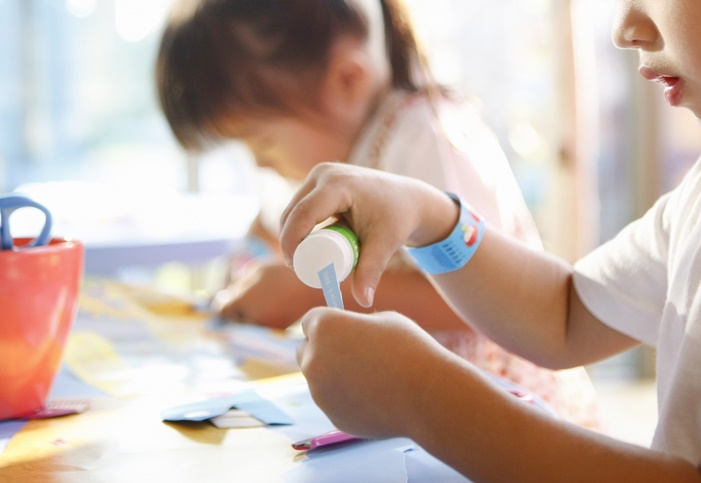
405;192;485;274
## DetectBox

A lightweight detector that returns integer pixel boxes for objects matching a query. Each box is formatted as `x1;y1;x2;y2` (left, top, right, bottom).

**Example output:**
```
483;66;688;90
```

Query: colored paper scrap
319;263;344;309
161;389;293;426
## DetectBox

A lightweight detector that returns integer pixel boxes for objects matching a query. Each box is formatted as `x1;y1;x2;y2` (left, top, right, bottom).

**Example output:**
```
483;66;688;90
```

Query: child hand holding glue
293;223;360;310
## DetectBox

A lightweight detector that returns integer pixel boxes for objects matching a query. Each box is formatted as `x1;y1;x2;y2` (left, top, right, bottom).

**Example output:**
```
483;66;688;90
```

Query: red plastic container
0;237;84;420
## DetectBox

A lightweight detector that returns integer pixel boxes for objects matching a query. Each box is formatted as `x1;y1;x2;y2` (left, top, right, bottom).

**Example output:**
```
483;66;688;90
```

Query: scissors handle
0;194;53;250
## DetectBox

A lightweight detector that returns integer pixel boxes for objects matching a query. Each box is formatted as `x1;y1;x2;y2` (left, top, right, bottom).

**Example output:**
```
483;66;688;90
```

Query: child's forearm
340;267;469;331
248;214;282;255
429;227;638;368
409;353;701;483
431;226;572;363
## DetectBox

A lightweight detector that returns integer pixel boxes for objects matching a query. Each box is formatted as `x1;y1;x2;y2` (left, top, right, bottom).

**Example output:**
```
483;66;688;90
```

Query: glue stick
293;224;359;289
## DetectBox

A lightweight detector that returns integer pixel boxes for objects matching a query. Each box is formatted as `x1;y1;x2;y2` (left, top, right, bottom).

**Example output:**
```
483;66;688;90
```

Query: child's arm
247;214;282;256
430;226;640;368
217;248;468;331
418;344;699;482
221;209;468;332
280;162;637;368
285;163;699;479
220;214;279;288
340;263;468;331
296;307;700;482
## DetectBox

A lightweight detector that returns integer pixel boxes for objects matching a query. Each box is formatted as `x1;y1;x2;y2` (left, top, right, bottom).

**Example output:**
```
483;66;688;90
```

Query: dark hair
156;0;430;150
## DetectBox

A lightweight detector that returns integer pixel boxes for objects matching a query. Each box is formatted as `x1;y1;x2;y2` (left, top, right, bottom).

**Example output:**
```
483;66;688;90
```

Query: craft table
0;280;470;482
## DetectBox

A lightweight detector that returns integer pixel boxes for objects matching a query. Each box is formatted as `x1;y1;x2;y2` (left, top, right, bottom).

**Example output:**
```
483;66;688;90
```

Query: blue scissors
0;194;53;250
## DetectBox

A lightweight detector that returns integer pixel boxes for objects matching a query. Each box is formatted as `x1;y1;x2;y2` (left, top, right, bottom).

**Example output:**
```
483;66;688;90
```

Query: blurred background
2;0;700;446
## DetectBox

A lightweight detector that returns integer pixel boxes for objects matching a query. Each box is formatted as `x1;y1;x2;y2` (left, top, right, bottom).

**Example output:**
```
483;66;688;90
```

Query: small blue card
318;263;344;309
161;389;293;425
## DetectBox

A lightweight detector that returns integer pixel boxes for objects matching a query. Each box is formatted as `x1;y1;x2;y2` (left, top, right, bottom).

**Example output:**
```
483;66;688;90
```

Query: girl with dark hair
156;0;599;428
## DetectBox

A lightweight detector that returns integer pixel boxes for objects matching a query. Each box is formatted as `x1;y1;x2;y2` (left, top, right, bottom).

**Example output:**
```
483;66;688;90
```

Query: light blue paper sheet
265;381;473;482
161;390;293;425
319;262;344;309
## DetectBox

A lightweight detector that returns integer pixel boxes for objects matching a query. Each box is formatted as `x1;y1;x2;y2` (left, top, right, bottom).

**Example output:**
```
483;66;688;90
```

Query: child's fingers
295;338;308;368
279;184;319;266
279;165;352;266
349;233;397;307
295;309;316;368
296;307;336;372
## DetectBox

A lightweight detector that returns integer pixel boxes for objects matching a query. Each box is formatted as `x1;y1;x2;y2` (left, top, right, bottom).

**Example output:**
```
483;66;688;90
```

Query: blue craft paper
161;390;293;425
0;420;26;454
319;263;344;309
282;438;413;483
161;396;234;422
267;380;476;482
404;446;473;482
233;390;293;425
49;364;106;399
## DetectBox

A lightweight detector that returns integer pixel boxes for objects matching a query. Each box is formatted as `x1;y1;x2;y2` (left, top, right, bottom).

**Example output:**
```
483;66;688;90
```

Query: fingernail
364;286;375;307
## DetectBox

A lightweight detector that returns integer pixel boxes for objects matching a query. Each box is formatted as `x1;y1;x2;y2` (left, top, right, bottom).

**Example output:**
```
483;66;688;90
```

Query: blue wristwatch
405;192;485;274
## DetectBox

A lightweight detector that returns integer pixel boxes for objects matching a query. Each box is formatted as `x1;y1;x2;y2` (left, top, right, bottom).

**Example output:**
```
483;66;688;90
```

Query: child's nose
611;3;657;50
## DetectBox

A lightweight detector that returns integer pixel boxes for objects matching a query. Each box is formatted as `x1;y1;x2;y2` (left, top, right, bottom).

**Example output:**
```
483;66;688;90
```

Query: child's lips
639;66;683;106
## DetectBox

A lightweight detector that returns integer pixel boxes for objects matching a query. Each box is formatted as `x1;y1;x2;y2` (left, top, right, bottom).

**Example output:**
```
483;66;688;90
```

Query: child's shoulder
395;89;490;133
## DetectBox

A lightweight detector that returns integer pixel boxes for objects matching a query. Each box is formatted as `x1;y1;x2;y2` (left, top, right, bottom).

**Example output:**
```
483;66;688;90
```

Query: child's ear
322;37;377;112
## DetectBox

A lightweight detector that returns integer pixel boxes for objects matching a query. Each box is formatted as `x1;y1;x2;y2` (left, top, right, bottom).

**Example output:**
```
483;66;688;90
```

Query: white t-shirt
574;157;701;465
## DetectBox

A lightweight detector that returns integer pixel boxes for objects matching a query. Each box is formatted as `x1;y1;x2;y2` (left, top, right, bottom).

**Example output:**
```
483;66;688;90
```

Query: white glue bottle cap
293;225;359;289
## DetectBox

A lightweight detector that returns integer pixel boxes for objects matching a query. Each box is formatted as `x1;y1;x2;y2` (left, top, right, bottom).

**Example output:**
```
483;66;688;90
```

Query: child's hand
296;307;447;439
280;163;458;308
212;260;325;330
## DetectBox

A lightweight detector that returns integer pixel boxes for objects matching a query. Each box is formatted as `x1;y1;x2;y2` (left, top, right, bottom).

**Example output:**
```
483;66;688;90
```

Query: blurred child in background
156;0;598;427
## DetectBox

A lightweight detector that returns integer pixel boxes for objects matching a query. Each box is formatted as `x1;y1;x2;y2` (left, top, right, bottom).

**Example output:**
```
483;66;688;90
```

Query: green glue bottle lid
293;224;359;289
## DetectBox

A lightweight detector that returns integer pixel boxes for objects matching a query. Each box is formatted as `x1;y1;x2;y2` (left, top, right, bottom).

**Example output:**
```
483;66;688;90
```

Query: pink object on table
292;429;361;451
